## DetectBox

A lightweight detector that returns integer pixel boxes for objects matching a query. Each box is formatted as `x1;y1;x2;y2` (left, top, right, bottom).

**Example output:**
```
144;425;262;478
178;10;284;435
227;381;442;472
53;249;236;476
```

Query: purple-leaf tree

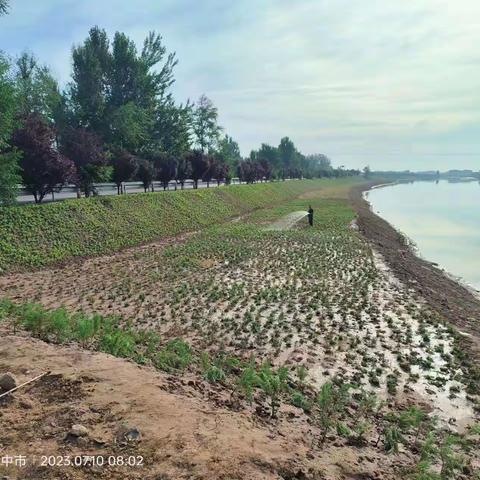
153;152;177;190
60;127;107;197
136;158;157;192
211;153;229;186
176;153;192;189
12;113;76;203
111;149;138;194
186;149;209;189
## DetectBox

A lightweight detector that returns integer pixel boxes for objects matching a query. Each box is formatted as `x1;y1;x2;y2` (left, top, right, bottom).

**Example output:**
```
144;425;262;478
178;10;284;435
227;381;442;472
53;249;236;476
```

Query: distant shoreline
350;181;480;362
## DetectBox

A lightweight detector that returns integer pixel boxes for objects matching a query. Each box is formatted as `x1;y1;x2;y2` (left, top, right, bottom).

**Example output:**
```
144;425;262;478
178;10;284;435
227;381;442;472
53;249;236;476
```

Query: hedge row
0;180;323;272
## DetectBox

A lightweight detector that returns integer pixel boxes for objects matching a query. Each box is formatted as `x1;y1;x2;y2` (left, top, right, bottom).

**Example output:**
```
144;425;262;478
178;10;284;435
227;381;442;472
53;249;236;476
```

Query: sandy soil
0;332;413;480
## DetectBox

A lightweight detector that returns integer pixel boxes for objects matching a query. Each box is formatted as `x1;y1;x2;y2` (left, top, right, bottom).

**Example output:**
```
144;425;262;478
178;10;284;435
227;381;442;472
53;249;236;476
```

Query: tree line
1;6;360;204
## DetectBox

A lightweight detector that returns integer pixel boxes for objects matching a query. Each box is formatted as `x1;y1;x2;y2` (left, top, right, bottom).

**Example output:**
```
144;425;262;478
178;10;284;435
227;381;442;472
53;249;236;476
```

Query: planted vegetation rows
1;178;479;478
0;179;325;273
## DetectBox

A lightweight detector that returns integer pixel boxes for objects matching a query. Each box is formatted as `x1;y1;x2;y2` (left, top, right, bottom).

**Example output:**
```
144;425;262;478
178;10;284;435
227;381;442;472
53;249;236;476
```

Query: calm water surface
366;180;480;291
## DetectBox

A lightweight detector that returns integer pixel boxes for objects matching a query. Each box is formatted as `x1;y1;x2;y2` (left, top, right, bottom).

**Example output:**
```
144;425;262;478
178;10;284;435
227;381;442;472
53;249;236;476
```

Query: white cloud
1;0;479;169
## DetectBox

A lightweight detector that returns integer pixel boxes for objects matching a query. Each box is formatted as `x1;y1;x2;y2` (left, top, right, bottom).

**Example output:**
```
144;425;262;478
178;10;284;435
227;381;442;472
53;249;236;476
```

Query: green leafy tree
109;102;152;153
154;100;193;157
278;136;296;180
0;152;20;205
69;27;177;154
0;54;20;205
218;135;241;171
70;26;111;133
14;53;63;124
257;143;279;179
192;94;222;153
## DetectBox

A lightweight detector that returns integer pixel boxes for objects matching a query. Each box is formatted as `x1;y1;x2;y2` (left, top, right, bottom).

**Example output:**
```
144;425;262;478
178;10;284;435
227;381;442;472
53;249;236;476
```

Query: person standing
307;205;314;226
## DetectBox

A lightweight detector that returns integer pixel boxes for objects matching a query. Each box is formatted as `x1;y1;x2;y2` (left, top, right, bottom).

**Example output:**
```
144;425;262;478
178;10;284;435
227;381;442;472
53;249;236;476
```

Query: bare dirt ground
0;332;414;480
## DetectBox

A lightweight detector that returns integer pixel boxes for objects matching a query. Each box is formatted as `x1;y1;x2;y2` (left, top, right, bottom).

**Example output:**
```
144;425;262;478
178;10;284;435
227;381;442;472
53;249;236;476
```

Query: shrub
47;308;71;342
256;363;289;418
291;390;311;412
315;381;351;444
384;425;403;454
238;365;257;403
99;330;136;358
155;338;192;372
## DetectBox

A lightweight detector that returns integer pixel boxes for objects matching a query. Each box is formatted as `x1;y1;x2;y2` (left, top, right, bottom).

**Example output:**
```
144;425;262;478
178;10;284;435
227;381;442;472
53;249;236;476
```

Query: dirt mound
0;333;406;480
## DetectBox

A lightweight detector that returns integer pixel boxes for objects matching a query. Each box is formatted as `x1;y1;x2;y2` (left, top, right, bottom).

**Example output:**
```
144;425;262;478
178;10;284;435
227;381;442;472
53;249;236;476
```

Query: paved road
16;179;242;204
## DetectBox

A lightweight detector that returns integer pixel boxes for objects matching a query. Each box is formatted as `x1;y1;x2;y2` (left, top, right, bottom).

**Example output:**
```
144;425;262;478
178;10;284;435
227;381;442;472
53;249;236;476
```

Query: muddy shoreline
350;182;480;362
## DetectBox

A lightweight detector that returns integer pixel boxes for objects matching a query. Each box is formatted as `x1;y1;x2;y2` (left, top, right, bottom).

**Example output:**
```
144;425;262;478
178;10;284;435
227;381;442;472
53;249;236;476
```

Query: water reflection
367;180;480;290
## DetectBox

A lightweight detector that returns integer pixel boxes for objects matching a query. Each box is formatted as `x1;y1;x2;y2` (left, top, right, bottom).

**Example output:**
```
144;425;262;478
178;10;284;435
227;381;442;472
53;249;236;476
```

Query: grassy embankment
0;178;361;273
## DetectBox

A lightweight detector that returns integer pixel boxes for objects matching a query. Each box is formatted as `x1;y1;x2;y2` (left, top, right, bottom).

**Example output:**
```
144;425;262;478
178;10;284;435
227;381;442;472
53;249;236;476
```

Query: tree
152;153;177;190
111;150;138;194
363;165;371;178
278;137;296;180
60;127;108;197
0;54;20;205
211;153;229;186
136;158;156;192
218;135;241;171
0;152;20;206
186;149;209;189
237;160;260;184
154;100;193;157
70;27;111;133
12;114;76;203
14;53;63;124
257;143;279;179
192;95;221;153
176;153;192;189
307;154;333;177
69;27;177;151
109;102;152;153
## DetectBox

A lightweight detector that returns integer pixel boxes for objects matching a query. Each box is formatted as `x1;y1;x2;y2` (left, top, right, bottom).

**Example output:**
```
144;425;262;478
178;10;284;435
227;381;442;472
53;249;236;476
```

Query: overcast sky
1;0;479;170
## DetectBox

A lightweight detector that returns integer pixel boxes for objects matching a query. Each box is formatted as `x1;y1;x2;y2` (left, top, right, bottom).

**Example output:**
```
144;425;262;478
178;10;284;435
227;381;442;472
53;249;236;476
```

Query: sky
1;0;479;170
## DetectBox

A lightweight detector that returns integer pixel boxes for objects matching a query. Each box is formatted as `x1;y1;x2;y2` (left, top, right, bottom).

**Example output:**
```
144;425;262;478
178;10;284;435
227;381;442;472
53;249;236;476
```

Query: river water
366;180;480;291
